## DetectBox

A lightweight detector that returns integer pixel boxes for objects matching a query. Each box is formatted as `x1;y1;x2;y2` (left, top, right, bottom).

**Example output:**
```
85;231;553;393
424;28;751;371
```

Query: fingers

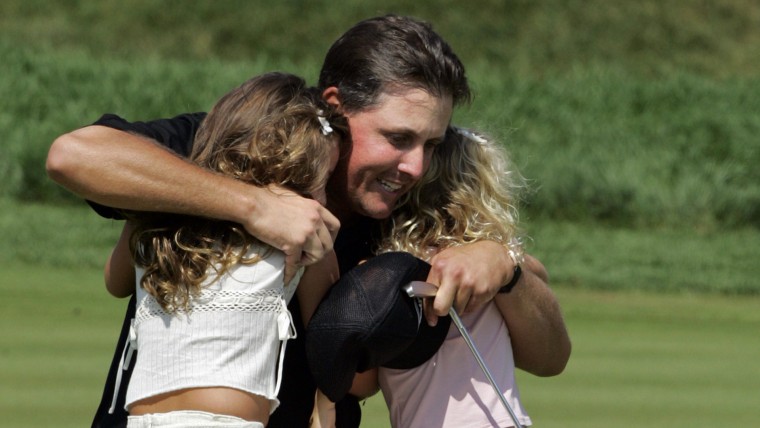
426;256;470;317
425;244;501;321
321;206;341;243
423;297;439;327
433;277;472;316
422;279;473;326
300;206;338;263
250;186;340;276
293;207;338;273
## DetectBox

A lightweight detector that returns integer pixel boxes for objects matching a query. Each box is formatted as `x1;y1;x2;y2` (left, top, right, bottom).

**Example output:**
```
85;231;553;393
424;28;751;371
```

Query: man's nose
398;145;426;179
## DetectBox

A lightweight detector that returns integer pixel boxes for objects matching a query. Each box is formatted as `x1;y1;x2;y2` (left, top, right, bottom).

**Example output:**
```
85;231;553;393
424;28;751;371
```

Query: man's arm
47;125;340;280
426;241;571;376
494;254;571;376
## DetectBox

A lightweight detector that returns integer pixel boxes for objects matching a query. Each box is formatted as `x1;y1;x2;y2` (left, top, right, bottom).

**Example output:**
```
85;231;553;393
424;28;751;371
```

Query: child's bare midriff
129;387;270;424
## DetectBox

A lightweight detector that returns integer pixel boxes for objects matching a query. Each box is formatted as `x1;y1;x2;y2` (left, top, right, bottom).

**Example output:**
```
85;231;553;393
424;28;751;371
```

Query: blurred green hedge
2;0;759;229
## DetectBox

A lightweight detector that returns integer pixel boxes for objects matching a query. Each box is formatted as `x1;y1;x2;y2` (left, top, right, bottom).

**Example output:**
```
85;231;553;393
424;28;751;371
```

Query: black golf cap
305;252;451;402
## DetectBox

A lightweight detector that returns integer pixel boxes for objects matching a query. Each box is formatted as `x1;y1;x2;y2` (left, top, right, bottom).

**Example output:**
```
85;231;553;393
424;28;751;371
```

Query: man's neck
326;197;355;225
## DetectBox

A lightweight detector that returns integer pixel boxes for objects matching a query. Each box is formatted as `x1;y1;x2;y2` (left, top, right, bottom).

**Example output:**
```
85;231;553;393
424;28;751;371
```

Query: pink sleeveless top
378;303;532;427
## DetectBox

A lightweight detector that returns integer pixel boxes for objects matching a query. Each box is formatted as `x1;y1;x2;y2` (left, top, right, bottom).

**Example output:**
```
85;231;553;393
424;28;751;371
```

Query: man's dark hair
318;14;471;113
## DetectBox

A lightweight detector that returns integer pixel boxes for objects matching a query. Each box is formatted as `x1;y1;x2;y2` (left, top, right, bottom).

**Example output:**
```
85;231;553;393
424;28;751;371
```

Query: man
47;15;570;427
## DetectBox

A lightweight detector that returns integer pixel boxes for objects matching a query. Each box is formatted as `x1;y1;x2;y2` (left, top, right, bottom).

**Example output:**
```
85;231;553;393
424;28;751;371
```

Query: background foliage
2;0;760;229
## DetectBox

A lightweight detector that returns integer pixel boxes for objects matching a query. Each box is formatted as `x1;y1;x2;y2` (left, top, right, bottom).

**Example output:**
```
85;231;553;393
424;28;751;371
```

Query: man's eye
425;139;442;150
387;133;410;146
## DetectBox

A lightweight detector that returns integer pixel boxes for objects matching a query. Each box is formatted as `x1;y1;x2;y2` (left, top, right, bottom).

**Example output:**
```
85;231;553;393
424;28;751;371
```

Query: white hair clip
317;111;334;136
456;127;488;145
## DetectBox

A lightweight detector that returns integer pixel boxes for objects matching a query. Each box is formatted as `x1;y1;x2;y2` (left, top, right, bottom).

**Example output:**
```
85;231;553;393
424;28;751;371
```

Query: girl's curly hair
377;126;525;259
126;72;346;312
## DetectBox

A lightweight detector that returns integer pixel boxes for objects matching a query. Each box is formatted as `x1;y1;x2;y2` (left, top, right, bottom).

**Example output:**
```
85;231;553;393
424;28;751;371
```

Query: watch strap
498;265;522;294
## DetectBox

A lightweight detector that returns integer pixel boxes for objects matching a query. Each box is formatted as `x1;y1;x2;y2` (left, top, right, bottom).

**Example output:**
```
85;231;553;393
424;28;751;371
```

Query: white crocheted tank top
108;246;302;415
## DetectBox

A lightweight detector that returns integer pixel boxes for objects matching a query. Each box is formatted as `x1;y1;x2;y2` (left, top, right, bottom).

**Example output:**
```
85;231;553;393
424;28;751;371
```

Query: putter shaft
448;308;523;427
404;281;523;427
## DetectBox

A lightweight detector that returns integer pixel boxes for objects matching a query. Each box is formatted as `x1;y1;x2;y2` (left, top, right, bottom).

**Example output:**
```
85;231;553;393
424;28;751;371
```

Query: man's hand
246;185;340;284
424;240;513;325
426;241;572;376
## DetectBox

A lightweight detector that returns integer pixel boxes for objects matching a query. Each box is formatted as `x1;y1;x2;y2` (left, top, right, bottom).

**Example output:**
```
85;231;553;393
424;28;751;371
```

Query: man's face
327;88;453;220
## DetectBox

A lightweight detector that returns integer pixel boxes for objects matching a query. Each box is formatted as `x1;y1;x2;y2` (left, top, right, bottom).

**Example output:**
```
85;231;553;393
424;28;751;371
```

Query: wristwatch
498;265;522;294
499;238;524;294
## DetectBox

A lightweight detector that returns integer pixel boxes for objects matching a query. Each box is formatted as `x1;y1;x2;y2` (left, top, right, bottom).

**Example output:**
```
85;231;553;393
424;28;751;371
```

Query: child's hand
309;389;336;428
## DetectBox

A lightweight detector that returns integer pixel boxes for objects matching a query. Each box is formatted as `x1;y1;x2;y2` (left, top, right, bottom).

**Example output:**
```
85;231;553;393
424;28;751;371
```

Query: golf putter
404;281;523;428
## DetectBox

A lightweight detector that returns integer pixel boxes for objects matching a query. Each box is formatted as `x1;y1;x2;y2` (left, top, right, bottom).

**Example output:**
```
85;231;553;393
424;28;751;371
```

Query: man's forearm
46;125;254;222
495;255;572;377
47;124;341;273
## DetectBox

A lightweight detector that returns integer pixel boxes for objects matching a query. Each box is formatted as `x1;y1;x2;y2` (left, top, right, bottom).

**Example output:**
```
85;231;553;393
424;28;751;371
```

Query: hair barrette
317;111;334;136
455;127;487;145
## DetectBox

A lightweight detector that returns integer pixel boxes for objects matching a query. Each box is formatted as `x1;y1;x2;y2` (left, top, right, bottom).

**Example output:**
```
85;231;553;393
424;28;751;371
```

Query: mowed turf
1;265;758;427
0;265;125;427
514;288;760;427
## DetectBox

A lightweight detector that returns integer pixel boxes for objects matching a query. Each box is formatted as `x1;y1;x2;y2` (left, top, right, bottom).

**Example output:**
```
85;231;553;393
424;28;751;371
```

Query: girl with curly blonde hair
314;127;536;428
375;126;533;427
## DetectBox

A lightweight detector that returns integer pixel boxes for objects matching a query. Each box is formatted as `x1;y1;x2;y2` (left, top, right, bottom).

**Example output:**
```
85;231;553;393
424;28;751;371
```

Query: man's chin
358;202;395;220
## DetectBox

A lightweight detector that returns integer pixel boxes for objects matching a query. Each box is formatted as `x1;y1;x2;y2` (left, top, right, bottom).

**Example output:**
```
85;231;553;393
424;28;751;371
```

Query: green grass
515;288;760;427
527;221;760;295
0;265;127;427
3;266;758;427
0;200;123;269
2;202;760;426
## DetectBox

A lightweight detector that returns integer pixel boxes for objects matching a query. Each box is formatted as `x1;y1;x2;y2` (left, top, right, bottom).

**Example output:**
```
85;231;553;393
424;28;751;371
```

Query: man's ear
322;87;342;112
